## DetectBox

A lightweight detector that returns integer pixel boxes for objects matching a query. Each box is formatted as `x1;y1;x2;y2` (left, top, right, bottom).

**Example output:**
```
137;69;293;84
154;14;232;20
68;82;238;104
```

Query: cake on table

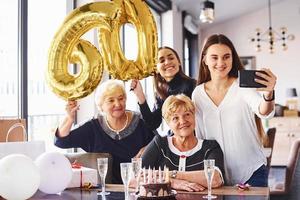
138;167;176;200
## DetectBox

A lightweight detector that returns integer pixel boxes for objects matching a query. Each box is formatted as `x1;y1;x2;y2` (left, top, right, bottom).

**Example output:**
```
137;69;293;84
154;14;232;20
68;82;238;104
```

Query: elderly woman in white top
192;34;276;186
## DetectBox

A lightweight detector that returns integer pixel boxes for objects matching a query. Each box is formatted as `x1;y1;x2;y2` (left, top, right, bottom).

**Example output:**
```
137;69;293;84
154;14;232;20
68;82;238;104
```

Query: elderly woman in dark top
55;80;155;183
141;94;224;191
130;47;196;131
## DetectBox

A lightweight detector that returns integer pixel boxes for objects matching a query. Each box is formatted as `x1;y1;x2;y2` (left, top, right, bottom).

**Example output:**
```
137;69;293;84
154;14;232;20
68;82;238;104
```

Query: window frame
16;0;162;148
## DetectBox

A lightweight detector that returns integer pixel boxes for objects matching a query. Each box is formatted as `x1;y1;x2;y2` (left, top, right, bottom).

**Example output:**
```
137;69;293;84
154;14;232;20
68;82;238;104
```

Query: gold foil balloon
99;0;158;80
47;0;158;100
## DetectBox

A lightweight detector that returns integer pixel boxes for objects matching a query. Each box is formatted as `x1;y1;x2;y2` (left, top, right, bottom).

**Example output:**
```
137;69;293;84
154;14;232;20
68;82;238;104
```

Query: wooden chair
265;127;276;168
271;139;300;199
285;139;300;195
65;152;113;184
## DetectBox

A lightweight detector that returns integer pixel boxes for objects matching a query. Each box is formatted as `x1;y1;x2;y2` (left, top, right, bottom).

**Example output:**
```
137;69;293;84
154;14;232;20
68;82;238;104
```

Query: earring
167;130;174;136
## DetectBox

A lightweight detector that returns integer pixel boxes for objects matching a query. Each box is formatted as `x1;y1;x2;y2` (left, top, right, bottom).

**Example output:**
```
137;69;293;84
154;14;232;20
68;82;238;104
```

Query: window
27;0;70;152
123;8;161;116
184;38;190;75
183;28;198;79
0;0;19;118
4;0;162;152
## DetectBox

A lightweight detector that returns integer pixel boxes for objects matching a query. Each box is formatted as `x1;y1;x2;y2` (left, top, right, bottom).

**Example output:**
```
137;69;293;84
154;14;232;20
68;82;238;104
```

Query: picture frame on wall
240;56;256;69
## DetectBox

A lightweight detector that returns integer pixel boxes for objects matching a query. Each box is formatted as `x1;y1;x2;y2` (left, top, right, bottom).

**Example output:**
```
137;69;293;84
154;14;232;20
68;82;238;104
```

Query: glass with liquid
131;158;142;195
203;159;217;199
97;158;110;196
120;162;132;200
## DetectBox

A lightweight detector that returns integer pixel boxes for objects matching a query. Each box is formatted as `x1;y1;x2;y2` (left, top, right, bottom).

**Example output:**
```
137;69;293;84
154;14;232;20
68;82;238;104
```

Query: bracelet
263;90;275;102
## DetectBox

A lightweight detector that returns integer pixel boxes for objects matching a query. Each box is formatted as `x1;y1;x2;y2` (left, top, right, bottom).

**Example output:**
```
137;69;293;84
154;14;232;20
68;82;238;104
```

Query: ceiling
172;0;284;29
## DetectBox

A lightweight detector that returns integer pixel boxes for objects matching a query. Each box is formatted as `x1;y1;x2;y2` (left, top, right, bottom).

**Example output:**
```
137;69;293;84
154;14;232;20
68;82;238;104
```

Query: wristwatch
170;170;177;179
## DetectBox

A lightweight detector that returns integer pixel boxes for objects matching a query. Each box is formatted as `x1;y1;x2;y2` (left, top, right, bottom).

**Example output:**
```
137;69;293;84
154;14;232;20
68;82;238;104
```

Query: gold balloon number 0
47;0;158;100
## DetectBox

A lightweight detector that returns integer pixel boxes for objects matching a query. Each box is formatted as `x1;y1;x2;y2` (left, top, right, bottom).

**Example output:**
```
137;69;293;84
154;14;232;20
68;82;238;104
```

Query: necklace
105;112;129;134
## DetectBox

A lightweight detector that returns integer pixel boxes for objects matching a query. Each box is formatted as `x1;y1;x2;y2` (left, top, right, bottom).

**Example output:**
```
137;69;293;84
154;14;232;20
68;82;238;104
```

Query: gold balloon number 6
47;0;158;100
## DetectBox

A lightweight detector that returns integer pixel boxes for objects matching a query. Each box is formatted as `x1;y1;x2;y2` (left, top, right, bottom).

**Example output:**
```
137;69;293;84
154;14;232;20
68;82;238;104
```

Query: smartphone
239;70;267;88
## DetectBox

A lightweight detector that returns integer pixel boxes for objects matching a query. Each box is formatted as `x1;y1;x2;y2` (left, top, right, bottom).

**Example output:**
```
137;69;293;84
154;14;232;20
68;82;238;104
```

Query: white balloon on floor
0;154;40;200
35;152;72;194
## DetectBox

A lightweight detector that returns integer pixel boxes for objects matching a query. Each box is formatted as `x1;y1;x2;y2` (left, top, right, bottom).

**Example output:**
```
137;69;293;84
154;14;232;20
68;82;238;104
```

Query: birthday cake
138;182;175;199
137;167;176;200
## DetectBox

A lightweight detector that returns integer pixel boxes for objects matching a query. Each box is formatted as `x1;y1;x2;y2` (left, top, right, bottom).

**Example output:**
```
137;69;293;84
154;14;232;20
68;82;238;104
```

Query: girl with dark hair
130;46;196;132
192;34;277;186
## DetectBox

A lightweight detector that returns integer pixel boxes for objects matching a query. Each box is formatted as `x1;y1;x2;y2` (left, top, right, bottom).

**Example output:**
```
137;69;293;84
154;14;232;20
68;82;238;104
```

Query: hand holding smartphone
239;70;267;88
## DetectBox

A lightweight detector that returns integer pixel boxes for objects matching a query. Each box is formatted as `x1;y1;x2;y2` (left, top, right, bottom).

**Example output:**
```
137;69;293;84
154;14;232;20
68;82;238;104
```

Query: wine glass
203;159;217;199
97;158;110;196
131;158;142;195
120;162;132;200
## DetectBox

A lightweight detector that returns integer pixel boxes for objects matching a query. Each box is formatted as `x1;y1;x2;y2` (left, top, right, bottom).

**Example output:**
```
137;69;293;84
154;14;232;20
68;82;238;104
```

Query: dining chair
285;139;300;195
271;138;300;200
265;127;276;168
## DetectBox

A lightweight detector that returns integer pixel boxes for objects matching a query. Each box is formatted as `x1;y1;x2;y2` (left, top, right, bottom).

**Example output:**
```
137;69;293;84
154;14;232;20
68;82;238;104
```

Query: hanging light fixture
250;0;295;53
199;0;215;23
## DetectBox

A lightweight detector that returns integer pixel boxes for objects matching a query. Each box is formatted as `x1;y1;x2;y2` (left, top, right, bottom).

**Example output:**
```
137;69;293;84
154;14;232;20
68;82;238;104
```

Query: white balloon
35;152;72;194
0;154;40;200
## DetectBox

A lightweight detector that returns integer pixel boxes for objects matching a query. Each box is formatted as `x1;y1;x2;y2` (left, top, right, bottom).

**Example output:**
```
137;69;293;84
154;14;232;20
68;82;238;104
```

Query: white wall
162;10;174;47
199;0;300;106
162;4;183;62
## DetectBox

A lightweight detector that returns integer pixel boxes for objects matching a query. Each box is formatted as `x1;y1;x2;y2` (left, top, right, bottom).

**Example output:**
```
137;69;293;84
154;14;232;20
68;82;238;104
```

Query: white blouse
192;80;274;185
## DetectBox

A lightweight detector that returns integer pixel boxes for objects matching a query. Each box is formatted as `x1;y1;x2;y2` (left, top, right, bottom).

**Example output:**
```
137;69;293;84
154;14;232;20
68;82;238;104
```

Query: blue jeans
245;165;268;187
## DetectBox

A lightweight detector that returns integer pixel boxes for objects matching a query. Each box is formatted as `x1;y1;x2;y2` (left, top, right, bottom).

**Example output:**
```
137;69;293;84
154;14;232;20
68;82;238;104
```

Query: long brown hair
198;34;267;145
255;115;268;146
197;34;244;85
154;46;192;100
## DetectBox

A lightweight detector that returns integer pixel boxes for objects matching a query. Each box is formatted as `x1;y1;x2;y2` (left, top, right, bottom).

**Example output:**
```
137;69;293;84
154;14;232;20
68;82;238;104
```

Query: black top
139;73;196;130
54;112;155;183
142;135;225;176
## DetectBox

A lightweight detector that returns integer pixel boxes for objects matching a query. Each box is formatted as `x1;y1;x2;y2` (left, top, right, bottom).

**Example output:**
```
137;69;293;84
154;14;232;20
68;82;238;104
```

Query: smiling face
162;95;196;138
95;80;127;119
100;90;126;119
204;44;233;79
168;106;195;138
157;48;180;82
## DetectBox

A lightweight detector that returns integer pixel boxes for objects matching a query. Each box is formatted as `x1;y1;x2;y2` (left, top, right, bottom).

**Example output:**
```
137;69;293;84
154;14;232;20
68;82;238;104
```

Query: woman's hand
130;79;146;104
171;179;205;192
255;68;277;99
57;100;79;137
255;68;276;115
66;100;79;122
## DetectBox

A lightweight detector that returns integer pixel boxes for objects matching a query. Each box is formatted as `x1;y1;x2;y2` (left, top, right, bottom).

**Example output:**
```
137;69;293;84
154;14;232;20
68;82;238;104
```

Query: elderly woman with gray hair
141;94;224;191
55;79;156;183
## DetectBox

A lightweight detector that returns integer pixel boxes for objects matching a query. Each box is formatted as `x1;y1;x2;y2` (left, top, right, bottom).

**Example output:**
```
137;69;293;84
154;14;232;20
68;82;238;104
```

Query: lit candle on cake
153;168;157;183
165;167;169;182
158;167;162;183
143;167;146;184
163;166;166;182
147;167;152;183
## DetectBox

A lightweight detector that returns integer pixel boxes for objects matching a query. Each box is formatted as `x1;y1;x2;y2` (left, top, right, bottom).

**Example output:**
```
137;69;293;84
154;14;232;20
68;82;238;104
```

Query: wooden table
25;184;270;200
105;184;269;195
